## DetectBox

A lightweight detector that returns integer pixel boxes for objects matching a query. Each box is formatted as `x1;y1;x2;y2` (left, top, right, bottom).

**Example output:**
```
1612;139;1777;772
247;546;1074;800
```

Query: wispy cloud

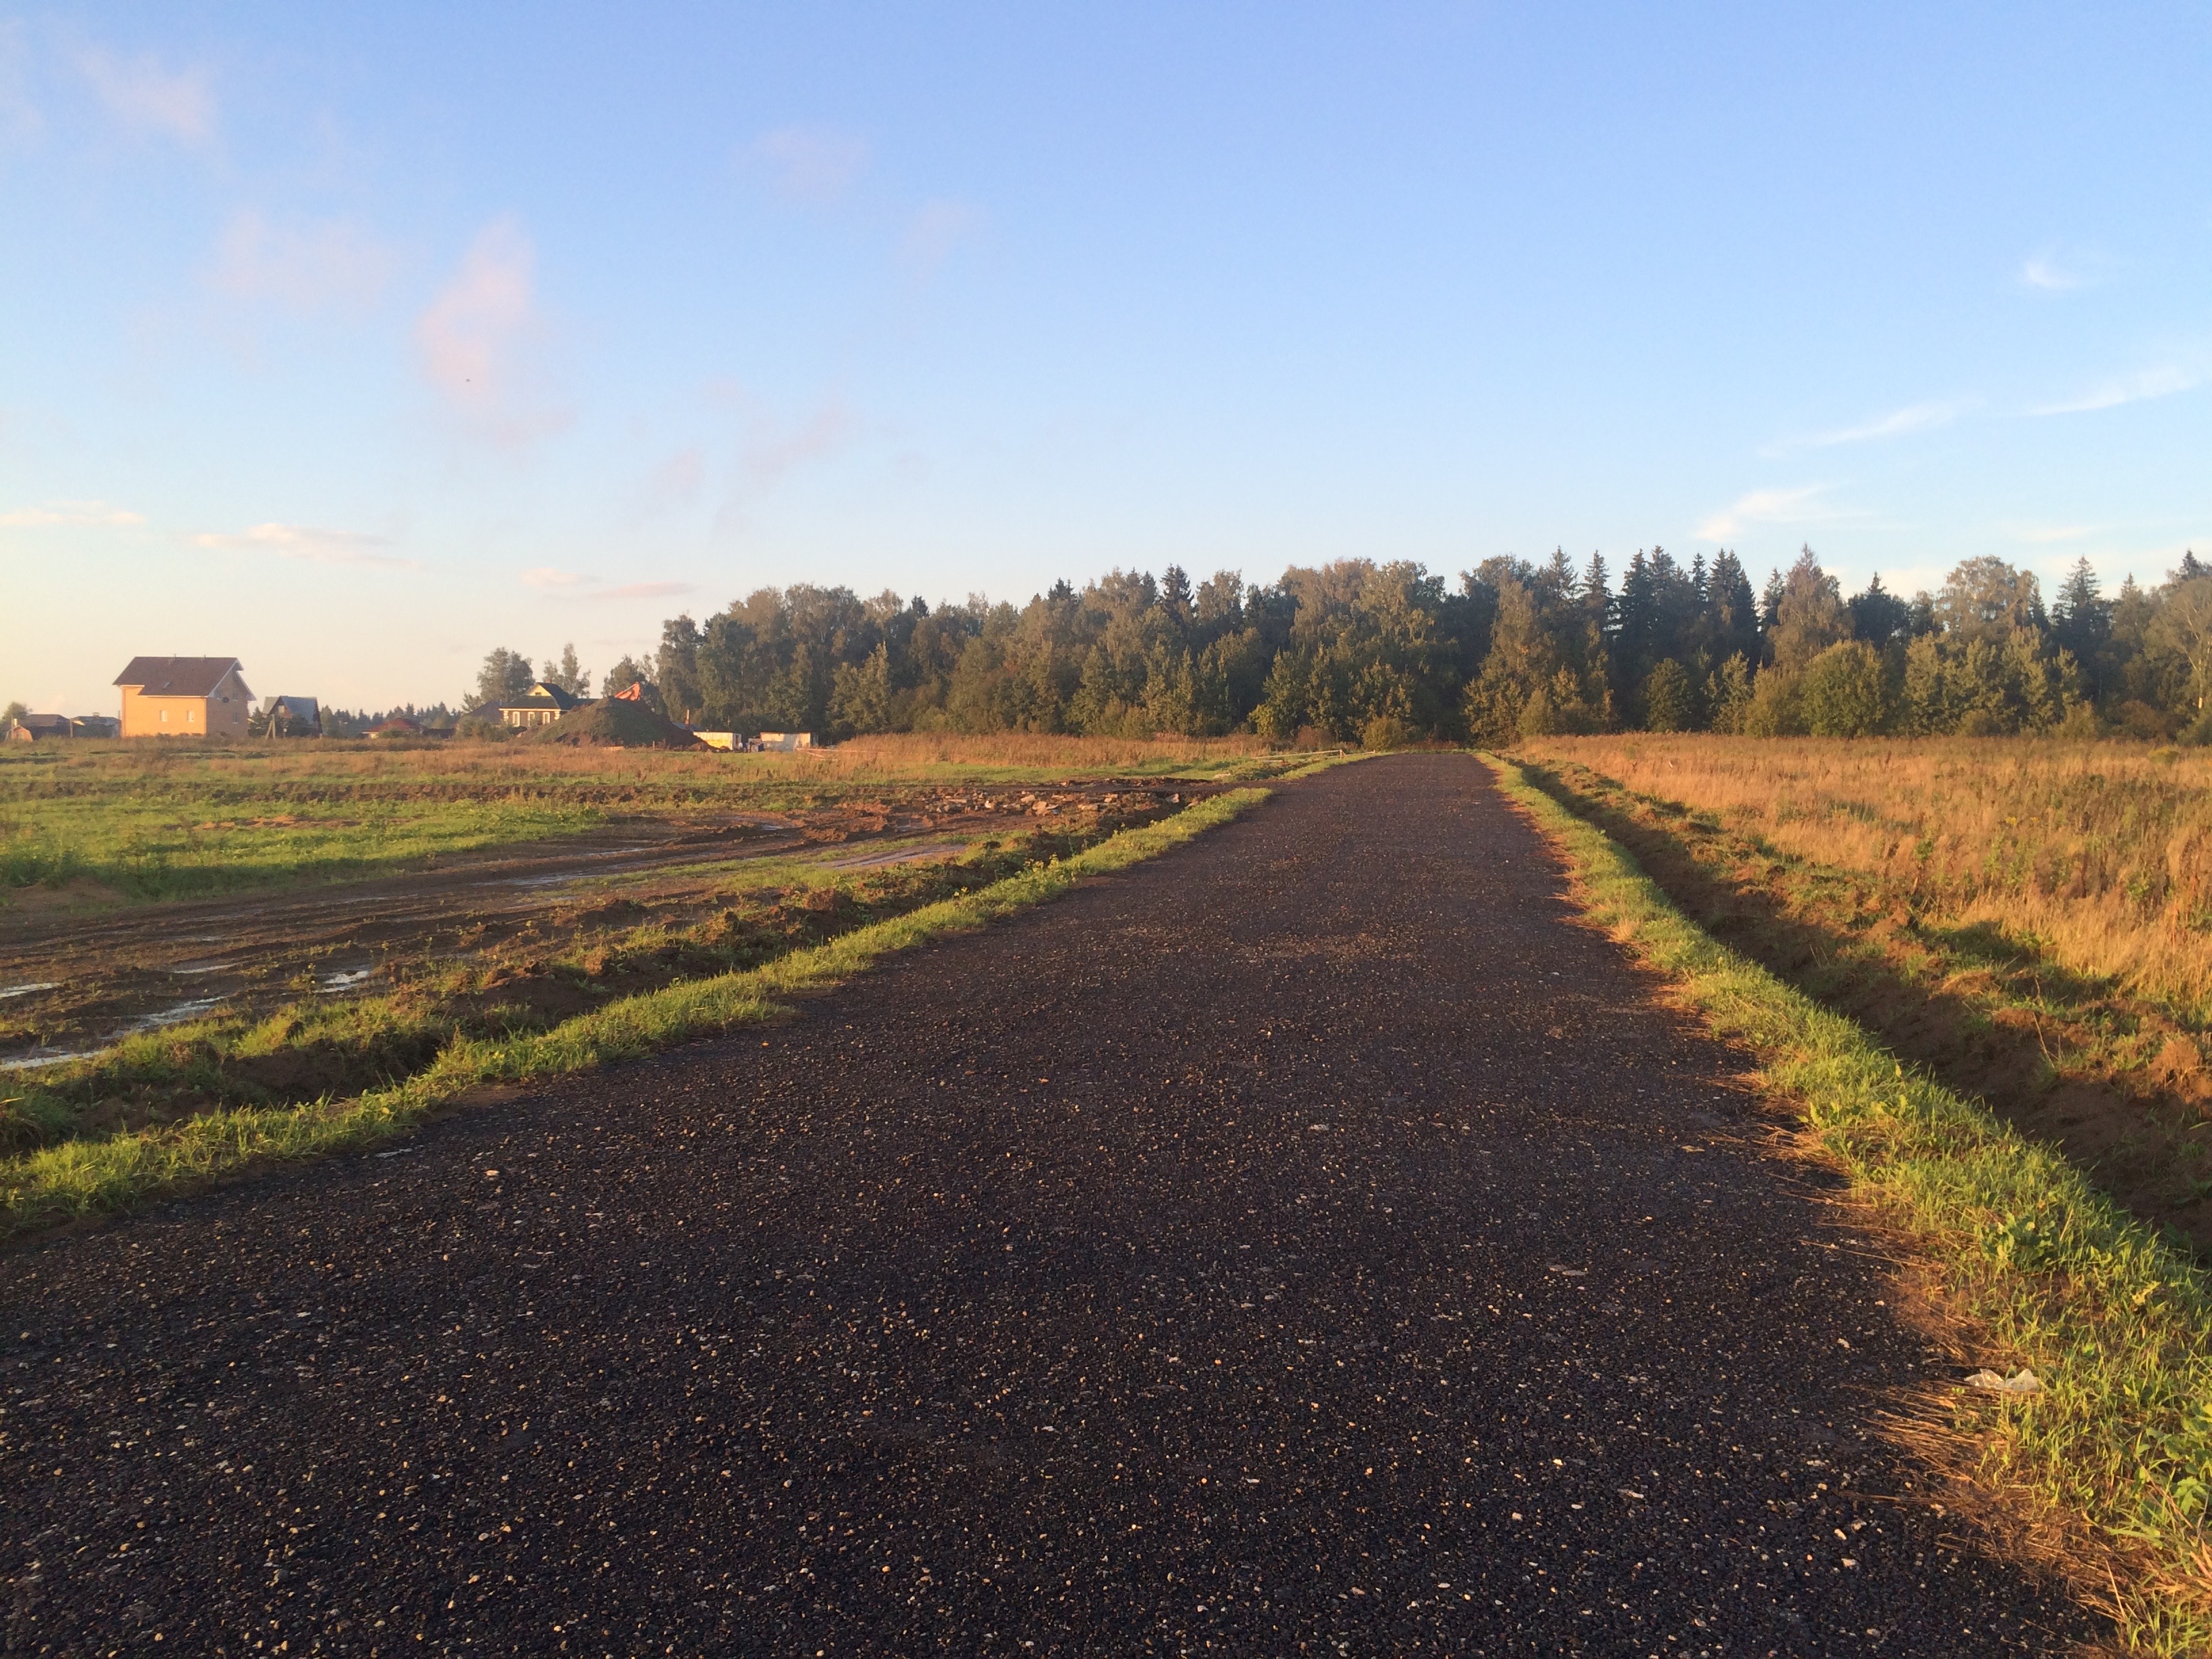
522;567;691;602
641;449;704;514
602;580;693;600
740;400;859;489
79;47;213;143
415;217;565;442
750;125;869;205
1696;485;1843;542
901;198;984;276
2018;245;2112;293
1762;399;1971;456
0;499;142;528
209;210;396;316
2032;365;2198;416
190;523;417;569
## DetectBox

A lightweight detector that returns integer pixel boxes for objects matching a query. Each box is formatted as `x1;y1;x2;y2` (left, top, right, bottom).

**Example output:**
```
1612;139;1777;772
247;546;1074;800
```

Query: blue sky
4;3;2208;713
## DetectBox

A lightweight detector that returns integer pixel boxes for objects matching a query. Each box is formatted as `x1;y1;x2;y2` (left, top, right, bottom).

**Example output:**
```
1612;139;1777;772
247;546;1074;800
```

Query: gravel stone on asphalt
0;754;2102;1654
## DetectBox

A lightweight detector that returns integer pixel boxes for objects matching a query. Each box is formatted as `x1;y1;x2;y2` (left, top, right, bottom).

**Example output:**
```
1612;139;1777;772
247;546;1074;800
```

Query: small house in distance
13;714;121;741
7;714;73;742
464;681;584;731
259;695;322;737
113;657;253;739
757;731;815;752
367;714;423;739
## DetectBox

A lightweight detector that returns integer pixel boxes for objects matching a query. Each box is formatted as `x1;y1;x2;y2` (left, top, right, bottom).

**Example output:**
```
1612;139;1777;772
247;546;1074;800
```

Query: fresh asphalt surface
1;755;2102;1656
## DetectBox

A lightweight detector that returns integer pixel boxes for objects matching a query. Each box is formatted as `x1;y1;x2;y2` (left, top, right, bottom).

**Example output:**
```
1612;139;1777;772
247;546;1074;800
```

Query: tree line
470;546;2212;745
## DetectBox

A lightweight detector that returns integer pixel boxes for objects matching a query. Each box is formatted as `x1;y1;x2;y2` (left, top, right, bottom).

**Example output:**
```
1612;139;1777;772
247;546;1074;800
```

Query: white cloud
79;48;213;143
1763;399;1971;455
520;567;590;590
750;125;869;204
190;523;417;569
1696;485;1841;542
2032;365;2198;416
901;198;984;275
415;217;564;441
209;210;396;315
0;499;142;528
2018;245;2113;293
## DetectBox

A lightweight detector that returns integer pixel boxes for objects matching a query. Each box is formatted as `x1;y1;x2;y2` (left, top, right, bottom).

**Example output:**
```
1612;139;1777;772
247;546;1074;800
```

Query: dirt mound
524;699;703;749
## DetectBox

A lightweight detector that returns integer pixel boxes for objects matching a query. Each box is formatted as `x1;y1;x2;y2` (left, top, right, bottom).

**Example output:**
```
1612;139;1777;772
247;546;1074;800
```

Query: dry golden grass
1519;735;2212;1017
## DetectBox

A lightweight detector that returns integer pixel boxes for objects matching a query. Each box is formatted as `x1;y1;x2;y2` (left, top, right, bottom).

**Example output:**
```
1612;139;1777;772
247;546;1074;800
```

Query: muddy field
1;781;1200;1071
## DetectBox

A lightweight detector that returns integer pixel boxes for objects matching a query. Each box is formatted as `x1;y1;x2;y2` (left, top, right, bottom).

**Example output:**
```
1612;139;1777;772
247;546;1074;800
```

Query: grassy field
0;733;1290;904
1490;751;2212;1652
1519;735;2212;1015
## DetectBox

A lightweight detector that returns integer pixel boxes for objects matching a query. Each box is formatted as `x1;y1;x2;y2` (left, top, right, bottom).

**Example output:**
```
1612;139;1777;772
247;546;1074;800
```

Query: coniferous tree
1847;574;1912;646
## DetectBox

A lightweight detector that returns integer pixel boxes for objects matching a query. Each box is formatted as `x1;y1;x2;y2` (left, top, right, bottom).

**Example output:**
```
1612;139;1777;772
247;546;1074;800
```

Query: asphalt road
1;754;2100;1656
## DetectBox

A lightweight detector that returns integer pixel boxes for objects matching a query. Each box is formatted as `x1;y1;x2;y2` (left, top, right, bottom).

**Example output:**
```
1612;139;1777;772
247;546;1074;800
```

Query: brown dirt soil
1522;758;2212;1252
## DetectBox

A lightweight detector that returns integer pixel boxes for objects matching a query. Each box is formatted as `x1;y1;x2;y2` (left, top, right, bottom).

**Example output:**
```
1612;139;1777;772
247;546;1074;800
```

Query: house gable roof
113;657;245;697
501;682;583;711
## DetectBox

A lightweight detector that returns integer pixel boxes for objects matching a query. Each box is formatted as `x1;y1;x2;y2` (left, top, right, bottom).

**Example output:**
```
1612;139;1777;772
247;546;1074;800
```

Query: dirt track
0;756;2100;1653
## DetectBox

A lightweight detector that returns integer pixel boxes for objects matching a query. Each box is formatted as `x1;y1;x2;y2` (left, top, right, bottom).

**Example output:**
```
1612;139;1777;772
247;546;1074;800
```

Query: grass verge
1513;754;2212;1254
1485;752;2212;1654
1;787;1268;1242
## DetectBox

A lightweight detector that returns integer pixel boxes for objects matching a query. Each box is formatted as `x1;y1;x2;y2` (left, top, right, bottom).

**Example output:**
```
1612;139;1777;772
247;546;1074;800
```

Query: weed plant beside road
1490;752;2212;1653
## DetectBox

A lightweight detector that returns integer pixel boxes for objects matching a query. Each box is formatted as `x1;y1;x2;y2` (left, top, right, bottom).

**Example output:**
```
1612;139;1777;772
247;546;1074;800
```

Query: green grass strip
1485;752;2212;1654
1;788;1270;1243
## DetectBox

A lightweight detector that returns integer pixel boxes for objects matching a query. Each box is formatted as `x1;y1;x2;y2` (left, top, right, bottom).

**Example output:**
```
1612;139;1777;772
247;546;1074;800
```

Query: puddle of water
827;842;971;872
0;996;228;1072
0;982;61;1000
319;968;377;993
130;996;227;1033
0;1046;100;1072
136;1000;224;1026
169;961;237;976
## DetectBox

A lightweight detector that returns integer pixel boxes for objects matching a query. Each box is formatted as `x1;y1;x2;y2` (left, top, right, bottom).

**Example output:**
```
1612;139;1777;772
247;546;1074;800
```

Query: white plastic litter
1965;1368;2041;1395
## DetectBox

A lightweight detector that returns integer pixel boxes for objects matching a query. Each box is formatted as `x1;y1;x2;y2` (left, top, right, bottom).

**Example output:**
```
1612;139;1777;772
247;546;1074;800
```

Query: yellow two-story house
113;657;254;739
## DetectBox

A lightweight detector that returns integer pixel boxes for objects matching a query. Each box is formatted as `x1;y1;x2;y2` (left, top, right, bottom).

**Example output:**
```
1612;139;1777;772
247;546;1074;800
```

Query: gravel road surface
1;754;2100;1655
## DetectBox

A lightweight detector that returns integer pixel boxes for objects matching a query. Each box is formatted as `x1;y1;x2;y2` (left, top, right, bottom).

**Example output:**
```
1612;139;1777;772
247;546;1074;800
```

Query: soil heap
523;699;703;749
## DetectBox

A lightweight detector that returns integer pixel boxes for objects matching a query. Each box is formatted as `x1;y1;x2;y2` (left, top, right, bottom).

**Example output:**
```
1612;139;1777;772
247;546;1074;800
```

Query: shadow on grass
1516;757;2212;1256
